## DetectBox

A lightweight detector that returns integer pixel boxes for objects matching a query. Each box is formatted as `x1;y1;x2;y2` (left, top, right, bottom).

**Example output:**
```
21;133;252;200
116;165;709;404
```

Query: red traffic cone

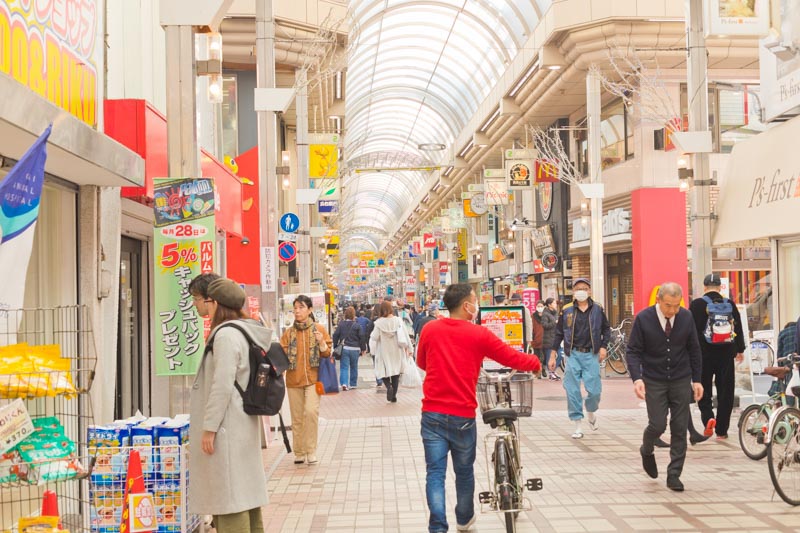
41;490;62;528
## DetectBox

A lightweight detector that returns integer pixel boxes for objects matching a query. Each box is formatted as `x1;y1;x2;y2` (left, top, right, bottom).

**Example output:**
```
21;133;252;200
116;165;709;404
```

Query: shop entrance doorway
115;236;151;419
606;252;634;331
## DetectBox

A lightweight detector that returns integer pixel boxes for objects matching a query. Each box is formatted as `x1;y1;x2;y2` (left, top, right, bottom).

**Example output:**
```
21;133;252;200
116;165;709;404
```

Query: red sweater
416;318;541;418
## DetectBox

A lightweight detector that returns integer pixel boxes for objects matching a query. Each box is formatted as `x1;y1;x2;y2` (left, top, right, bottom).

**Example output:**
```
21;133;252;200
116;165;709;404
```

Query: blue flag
0;124;51;243
0;125;51;336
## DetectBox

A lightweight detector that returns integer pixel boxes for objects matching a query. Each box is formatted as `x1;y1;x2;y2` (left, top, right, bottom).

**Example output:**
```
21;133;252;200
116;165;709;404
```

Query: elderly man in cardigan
626;282;703;492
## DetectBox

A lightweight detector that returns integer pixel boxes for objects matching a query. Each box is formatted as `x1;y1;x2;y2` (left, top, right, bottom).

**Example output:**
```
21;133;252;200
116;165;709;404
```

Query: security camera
241;236;250;245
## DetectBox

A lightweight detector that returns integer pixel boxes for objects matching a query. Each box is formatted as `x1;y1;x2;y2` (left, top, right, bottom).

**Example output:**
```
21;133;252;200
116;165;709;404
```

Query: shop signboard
308;134;339;178
522;288;540;317
478;306;527;369
0;1;101;126
484;178;509;205
153;178;215;376
506;160;534;189
760;0;800;121
705;0;770;38
531;224;556;257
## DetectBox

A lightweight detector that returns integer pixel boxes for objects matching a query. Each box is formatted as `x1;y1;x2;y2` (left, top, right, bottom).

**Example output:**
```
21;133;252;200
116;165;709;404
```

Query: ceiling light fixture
509;61;540;98
418;143;447;151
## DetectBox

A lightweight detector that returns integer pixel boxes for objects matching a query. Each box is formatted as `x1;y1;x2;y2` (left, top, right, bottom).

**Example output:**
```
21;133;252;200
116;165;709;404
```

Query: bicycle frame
480;425;532;514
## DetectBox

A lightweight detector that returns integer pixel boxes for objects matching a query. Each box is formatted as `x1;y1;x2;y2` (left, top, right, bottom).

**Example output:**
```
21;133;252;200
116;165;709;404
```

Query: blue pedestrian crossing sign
280;212;300;233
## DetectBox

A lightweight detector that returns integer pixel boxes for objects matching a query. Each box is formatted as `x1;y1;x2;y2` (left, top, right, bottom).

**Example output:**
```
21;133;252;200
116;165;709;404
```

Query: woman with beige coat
369;300;412;403
280;294;332;465
188;278;271;533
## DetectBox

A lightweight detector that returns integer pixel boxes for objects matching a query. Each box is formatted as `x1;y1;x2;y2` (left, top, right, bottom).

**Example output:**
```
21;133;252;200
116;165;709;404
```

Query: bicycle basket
476;373;534;417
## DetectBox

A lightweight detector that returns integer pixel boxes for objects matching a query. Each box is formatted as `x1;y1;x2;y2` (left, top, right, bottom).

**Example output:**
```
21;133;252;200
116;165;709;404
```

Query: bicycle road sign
278;241;297;262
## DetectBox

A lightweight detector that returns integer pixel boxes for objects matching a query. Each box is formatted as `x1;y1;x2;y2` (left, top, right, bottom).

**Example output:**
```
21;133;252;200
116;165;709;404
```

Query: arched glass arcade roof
342;0;552;254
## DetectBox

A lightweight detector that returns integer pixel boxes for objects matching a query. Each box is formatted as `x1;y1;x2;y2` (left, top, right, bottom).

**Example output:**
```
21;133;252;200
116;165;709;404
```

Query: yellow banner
309;144;338;178
457;229;468;261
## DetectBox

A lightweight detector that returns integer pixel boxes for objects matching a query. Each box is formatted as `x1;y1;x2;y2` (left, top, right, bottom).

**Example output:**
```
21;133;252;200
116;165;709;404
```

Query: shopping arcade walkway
259;365;800;532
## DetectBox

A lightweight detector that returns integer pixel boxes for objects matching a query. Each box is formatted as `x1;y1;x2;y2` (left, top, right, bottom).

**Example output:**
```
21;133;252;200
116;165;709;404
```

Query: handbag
400;354;423;388
316;355;339;394
333;321;355;361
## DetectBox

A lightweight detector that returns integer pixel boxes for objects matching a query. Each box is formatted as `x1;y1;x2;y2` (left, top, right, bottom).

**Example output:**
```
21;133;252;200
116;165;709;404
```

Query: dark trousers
642;378;692;477
698;354;735;436
383;375;400;400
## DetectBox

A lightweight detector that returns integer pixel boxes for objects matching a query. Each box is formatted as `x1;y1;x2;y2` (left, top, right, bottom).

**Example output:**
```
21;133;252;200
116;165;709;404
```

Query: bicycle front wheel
738;404;768;460
767;407;800;505
606;349;628;375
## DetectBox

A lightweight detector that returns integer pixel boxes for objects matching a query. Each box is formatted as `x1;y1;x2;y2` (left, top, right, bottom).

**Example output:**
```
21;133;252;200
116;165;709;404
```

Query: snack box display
130;426;156;474
88;425;131;475
155;420;189;477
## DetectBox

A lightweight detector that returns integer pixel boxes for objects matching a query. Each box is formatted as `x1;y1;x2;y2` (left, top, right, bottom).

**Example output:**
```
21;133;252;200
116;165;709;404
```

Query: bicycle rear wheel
494;439;517;533
738;404;768;460
767;407;800;505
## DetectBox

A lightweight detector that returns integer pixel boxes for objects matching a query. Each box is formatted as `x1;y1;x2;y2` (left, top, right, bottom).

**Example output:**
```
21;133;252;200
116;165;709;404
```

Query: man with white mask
548;278;611;438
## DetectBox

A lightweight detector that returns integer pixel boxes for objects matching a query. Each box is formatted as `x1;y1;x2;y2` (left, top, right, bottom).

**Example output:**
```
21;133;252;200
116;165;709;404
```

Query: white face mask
536;306;544;313
574;290;589;302
464;301;478;322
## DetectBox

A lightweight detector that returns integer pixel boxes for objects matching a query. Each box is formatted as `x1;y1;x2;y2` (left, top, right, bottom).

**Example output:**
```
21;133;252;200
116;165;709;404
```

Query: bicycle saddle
482;407;518;426
764;367;791;379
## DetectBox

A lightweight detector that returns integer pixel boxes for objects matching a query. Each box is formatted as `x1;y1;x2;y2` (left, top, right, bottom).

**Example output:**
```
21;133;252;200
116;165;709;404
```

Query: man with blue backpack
689;273;746;440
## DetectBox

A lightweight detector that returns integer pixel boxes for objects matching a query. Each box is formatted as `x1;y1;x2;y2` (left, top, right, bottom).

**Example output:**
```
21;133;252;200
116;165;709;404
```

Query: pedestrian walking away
540;298;560;380
280;294;333;466
416;283;541;533
548;278;610;438
626;282;703;492
332;306;366;390
689;273;745;439
369;300;412;402
188;278;270;532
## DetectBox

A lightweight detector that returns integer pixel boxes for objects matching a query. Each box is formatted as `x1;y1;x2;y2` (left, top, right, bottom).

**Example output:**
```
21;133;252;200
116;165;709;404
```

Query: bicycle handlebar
775;353;800;364
480;368;522;381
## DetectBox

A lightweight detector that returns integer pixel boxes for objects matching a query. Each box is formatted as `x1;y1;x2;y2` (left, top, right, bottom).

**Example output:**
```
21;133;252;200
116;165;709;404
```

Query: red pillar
226;147;261;284
631;188;689;313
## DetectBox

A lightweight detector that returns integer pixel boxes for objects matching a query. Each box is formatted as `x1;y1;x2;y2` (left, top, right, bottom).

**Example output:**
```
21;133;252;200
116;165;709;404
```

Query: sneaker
715;434;728;440
571;430;584;439
306;454;319;465
587;412;599;431
456;514;476;531
703;418;716;437
341;384;349;391
293;455;305;465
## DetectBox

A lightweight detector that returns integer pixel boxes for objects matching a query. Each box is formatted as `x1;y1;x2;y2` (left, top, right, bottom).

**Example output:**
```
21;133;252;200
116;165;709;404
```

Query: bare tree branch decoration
591;46;681;133
292;9;350;93
525;125;583;185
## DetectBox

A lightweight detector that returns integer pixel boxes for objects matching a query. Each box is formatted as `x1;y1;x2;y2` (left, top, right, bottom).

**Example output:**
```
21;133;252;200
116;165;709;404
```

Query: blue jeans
563;350;602;420
420;412;477;533
339;347;360;387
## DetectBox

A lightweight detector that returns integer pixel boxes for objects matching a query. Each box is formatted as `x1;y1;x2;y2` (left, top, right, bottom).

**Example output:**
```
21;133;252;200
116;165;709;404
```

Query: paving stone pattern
257;360;800;532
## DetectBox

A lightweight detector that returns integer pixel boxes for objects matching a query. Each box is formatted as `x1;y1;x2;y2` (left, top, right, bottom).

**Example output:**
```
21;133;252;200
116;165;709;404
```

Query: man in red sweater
416;283;541;533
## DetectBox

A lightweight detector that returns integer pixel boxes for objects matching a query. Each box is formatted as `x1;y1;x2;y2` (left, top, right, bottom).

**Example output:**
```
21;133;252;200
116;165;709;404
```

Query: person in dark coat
333;306;367;390
626;282;703;492
540;298;559;380
689;274;746;439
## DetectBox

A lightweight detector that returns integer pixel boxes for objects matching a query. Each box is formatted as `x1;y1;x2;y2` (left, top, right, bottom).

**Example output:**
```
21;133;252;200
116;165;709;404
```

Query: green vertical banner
153;178;216;376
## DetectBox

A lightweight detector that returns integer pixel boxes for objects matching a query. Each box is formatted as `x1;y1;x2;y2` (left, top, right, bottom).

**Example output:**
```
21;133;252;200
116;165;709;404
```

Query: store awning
0;73;143;188
713;115;800;246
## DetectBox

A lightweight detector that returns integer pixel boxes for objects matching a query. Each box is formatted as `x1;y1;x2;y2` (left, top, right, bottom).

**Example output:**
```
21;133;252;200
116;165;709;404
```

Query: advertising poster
153;178;216;376
706;0;769;37
478;306;527;370
506;160;534;189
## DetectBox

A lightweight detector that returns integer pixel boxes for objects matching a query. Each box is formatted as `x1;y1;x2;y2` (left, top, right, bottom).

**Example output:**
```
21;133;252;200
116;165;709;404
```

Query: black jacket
541;308;558;350
333;319;366;352
689;291;746;357
626;306;702;383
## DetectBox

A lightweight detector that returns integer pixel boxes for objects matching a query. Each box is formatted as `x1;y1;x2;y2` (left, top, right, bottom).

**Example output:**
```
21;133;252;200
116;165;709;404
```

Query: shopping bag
400;354;424;388
316;356;339;394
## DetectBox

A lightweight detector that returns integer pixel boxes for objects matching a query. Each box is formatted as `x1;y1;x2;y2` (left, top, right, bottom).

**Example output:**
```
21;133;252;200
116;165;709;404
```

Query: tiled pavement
259;360;800;532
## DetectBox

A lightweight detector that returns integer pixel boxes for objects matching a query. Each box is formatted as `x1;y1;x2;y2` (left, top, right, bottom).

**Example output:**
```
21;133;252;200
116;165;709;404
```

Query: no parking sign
278;241;297;262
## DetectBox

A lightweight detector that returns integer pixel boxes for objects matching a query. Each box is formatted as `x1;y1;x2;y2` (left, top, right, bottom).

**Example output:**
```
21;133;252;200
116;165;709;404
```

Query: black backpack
207;322;290;416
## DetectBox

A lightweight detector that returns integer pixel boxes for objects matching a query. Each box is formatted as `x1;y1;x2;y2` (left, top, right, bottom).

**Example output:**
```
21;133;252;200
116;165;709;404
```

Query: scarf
286;320;320;370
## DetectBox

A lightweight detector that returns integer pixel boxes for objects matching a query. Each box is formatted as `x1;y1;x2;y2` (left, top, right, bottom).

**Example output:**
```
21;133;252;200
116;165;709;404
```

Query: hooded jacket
369;316;410;378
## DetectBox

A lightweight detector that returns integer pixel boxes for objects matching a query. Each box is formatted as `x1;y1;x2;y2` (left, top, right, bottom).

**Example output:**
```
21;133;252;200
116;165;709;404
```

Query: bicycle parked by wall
737;354;795;460
602;319;630;375
765;353;800;505
476;369;543;533
748;338;775;375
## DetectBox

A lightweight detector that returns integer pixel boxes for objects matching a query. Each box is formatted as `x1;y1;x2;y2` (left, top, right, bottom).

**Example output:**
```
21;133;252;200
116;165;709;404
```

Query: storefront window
578;99;634;175
221;75;239;158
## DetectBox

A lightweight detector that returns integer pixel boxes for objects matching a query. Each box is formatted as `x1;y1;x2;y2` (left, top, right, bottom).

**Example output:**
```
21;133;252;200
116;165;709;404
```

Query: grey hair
657;282;683;299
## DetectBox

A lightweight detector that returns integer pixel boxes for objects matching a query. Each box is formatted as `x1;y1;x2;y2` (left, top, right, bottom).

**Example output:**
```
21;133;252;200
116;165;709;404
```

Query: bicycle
603;319;630;375
476;370;542;532
765;353;800;505
737;354;795;460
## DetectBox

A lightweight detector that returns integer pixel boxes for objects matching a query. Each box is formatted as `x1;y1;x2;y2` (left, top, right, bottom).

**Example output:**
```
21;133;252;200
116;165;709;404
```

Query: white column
256;0;280;331
586;71;606;308
686;0;713;298
296;68;311;292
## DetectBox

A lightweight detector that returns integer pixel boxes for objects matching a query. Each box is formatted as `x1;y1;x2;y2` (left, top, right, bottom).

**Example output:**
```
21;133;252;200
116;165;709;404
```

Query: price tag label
0;399;34;453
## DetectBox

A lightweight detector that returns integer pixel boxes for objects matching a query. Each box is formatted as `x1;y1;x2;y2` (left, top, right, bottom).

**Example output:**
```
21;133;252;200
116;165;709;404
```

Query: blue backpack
702;296;735;344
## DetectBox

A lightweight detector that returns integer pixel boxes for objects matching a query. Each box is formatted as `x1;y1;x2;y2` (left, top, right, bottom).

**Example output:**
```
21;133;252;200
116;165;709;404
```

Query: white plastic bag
400;354;424;387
